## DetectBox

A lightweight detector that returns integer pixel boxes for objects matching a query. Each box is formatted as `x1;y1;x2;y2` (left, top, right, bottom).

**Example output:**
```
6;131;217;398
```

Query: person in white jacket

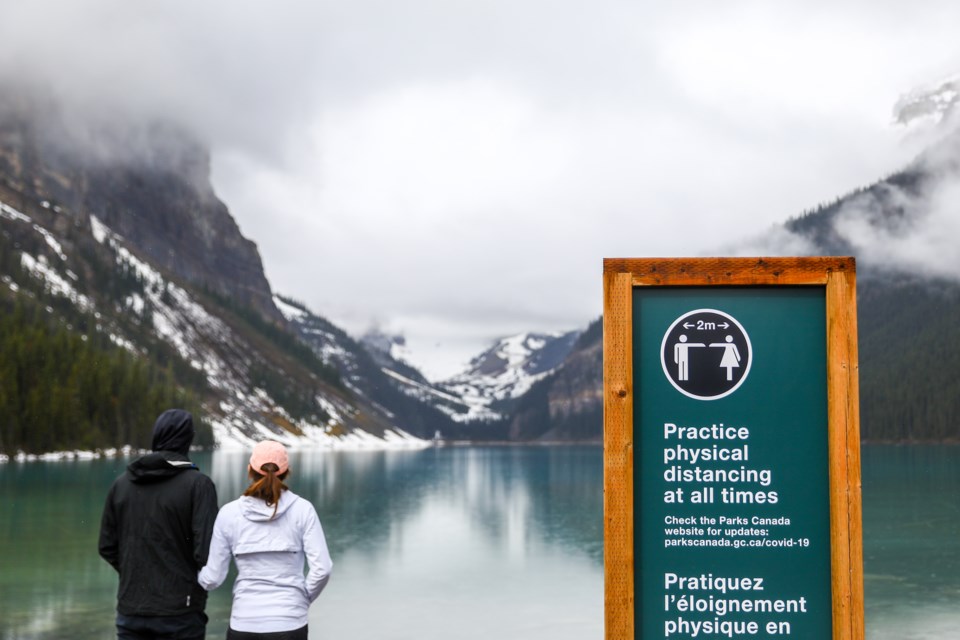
199;440;332;639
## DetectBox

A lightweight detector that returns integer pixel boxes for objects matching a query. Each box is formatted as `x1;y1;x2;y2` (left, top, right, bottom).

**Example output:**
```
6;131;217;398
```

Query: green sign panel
634;287;831;638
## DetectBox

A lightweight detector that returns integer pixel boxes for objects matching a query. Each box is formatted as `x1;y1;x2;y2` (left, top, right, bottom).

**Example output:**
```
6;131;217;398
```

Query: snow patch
895;73;960;128
383;368;468;406
316;396;344;424
28;223;67;260
20;252;95;312
109;333;138;353
274;295;308;322
0;201;31;223
389;339;414;366
126;293;146;315
207;414;430;452
90;215;110;243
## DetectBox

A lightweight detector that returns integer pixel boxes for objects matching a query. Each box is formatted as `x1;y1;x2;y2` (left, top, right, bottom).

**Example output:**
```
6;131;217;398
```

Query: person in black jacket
99;409;218;640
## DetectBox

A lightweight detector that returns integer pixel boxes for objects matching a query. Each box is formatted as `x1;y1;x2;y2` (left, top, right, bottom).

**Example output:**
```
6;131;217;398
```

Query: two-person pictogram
673;334;741;381
661;309;751;400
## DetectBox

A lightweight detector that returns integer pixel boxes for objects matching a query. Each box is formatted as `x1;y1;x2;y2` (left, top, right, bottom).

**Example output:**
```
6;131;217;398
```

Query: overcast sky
2;0;959;378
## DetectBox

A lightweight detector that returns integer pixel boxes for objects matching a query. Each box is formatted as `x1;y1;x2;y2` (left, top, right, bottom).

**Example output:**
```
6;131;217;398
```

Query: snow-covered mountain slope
276;296;461;438
436;331;583;421
1;195;427;452
359;329;582;424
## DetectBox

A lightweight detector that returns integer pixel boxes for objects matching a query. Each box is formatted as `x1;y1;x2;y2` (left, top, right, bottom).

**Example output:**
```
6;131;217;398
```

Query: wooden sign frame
603;257;863;640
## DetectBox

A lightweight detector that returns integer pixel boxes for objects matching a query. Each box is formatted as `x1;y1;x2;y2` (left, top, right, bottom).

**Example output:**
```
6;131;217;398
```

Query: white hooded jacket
199;490;332;633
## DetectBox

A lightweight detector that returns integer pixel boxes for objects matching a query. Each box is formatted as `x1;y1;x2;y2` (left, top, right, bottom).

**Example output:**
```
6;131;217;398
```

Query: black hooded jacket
98;410;218;617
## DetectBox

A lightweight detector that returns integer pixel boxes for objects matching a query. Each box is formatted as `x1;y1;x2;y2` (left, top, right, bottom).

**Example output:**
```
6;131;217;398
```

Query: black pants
116;612;207;640
226;625;308;640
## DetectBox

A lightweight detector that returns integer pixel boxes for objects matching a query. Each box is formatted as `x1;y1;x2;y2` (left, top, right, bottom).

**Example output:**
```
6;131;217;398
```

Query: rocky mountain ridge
436;330;582;421
1;186;431;452
359;329;582;426
1;92;279;323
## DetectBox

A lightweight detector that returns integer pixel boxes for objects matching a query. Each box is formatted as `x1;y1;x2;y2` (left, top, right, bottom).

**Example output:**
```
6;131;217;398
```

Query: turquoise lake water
1;445;957;639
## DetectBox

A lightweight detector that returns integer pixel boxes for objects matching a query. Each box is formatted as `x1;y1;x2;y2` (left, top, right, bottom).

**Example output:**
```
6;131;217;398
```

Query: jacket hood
128;451;198;484
239;490;297;522
152;409;195;455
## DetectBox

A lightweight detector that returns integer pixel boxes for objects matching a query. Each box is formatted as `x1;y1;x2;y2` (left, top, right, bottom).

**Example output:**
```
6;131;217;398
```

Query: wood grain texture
603;270;634;640
826;268;865;640
604;256;855;286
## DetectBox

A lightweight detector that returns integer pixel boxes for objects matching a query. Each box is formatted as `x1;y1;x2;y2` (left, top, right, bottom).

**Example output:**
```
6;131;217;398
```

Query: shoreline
5;437;957;463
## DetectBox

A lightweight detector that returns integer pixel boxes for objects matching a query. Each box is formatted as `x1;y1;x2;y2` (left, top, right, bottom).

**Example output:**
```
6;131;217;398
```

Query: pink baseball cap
249;440;289;475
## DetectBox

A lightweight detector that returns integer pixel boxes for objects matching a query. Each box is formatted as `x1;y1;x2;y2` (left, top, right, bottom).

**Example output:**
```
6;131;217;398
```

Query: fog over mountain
733;76;960;282
4;0;958;376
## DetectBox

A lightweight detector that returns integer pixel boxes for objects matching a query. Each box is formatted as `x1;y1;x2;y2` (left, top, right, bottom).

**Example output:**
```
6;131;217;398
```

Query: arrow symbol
683;322;694;329
718;322;730;329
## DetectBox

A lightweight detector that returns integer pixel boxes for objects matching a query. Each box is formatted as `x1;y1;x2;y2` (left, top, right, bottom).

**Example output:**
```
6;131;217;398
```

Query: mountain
0;92;438;455
358;329;581;430
276;298;461;439
504;321;602;442
435;331;582;422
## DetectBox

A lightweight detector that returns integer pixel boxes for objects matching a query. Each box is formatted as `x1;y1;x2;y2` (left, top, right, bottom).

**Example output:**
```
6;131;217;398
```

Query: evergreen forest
857;279;960;442
0;298;211;454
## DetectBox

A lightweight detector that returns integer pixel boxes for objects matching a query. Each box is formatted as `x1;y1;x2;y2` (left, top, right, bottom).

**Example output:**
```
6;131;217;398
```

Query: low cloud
833;135;960;280
0;0;327;165
728;86;960;282
722;226;820;259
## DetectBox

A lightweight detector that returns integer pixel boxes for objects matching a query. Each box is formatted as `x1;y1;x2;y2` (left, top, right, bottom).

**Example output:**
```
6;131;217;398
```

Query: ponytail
244;462;289;519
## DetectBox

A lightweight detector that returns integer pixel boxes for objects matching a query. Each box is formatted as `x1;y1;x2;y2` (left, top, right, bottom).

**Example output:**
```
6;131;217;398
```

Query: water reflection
1;458;128;640
207;446;604;569
290;446;604;640
2;446;604;640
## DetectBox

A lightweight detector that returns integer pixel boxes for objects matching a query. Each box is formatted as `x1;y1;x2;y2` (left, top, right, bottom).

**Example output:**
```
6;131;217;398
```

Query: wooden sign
603;257;863;640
